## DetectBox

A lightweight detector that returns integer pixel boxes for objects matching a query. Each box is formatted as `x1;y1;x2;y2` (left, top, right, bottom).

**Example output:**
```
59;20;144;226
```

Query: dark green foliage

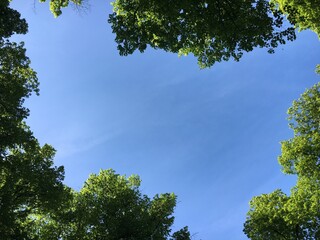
1;2;191;238
171;226;191;240
108;0;296;68
0;1;68;238
0;0;28;38
0;0;37;151
40;0;320;68
39;0;297;68
0;142;67;239
0;40;38;151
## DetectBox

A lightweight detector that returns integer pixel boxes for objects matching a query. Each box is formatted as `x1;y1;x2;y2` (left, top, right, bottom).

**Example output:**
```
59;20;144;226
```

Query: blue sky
11;1;320;239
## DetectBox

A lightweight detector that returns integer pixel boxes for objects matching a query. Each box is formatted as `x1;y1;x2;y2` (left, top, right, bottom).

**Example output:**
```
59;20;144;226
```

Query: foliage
279;83;320;178
39;0;320;68
170;226;191;240
0;1;37;151
38;0;83;17
270;0;320;37
1;2;190;238
244;190;292;239
316;65;320;74
29;169;191;240
108;0;296;68
0;0;28;38
0;1;69;238
244;179;320;239
244;83;320;239
0;142;68;239
39;0;296;68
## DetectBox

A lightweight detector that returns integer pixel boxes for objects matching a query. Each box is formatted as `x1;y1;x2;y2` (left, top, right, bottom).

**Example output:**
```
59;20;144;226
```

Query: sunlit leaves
39;0;84;17
244;83;320;239
270;0;320;37
279;83;320;177
244;184;320;239
244;190;291;240
29;169;190;240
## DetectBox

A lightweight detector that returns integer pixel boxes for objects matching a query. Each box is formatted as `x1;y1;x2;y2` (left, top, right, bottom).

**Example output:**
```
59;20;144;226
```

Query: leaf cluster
38;0;83;17
39;0;320;69
244;83;320;239
1;2;191;239
271;0;320;37
27;170;190;240
280;83;320;178
108;0;296;68
0;1;70;238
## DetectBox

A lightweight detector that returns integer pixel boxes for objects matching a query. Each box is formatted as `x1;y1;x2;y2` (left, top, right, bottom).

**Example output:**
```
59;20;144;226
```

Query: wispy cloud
51;124;121;159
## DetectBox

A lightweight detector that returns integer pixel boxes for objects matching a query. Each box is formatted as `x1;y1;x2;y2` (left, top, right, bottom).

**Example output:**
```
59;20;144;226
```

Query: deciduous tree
39;0;297;68
244;83;320;239
279;83;320;178
0;1;69;238
29;169;191;240
39;0;320;68
108;0;296;68
1;2;190;238
271;0;320;37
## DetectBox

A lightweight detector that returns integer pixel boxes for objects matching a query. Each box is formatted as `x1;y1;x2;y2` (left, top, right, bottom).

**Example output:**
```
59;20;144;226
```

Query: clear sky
11;1;320;239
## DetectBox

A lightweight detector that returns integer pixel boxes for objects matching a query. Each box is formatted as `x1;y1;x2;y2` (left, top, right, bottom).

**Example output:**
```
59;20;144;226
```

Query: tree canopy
38;0;296;68
244;177;320;239
0;1;69;238
27;169;191;240
38;0;82;17
108;0;297;68
3;0;319;238
279;83;320;178
1;3;190;238
38;0;320;68
0;0;36;151
271;0;320;37
244;83;320;239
